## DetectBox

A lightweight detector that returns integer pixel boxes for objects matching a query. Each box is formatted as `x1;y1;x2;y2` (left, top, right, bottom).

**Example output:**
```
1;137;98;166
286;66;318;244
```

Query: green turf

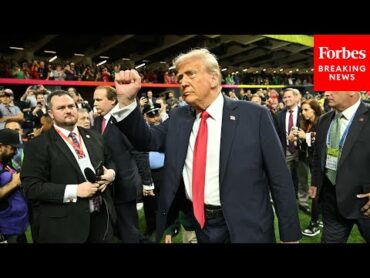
25;204;366;243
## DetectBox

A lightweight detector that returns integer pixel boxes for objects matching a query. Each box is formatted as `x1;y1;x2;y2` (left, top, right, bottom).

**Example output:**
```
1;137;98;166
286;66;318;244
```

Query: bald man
311;92;370;243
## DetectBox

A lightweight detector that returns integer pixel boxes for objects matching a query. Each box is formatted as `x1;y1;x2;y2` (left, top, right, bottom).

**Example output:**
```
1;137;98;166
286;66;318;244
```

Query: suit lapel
95;116;102;134
338;103;368;169
79;127;100;169
176;106;196;174
220;97;239;185
51;127;83;175
103;115;114;135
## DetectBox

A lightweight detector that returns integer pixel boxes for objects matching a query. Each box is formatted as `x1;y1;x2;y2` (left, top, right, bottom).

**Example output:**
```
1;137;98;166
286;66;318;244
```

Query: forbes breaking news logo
314;35;370;91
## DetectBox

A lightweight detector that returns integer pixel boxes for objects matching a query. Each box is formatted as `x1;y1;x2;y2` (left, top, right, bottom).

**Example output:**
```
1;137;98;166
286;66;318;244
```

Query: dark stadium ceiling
1;35;313;73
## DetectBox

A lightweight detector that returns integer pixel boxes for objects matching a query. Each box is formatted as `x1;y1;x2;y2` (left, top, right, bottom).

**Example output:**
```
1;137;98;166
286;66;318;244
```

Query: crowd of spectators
0;56;313;86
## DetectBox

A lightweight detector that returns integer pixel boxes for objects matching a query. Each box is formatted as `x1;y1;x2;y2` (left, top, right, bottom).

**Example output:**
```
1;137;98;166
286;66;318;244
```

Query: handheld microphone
84;167;98;183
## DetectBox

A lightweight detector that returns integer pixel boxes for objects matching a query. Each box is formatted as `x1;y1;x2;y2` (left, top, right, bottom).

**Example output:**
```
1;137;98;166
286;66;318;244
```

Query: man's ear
210;73;219;89
48;110;53;120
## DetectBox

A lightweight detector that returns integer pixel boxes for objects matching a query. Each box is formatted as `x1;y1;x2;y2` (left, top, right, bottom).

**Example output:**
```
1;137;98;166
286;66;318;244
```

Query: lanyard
326;112;355;150
54;127;85;158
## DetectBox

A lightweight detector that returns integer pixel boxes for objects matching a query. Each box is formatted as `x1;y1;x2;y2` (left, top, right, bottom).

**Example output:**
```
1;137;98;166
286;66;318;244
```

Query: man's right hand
77;181;99;198
114;69;142;107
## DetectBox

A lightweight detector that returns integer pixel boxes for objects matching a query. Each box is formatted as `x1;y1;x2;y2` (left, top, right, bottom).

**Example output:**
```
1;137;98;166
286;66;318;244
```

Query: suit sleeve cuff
63;184;78;203
143;183;155;190
111;101;137;122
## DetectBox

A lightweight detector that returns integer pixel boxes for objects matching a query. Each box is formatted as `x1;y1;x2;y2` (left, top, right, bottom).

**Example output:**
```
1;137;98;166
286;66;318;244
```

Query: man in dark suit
93;85;153;243
21;90;116;243
311;91;370;243
111;49;301;243
276;89;310;215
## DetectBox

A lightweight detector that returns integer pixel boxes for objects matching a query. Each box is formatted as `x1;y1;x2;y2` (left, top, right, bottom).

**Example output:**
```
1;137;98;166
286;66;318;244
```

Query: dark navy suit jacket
115;96;301;243
94;116;141;203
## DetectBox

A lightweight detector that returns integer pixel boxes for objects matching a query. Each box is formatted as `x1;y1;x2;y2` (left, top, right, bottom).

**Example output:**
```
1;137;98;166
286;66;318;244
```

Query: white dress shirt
112;93;224;206
182;93;223;206
54;125;95;207
285;105;299;146
335;97;361;140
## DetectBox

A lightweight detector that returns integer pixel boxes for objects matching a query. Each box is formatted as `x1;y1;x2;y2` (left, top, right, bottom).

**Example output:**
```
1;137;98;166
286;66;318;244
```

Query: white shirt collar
288;105;299;113
54;124;79;137
341;97;361;120
103;112;111;121
201;92;224;122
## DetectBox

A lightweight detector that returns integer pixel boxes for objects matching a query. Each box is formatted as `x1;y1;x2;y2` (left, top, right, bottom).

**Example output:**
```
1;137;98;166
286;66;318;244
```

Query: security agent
143;103;161;126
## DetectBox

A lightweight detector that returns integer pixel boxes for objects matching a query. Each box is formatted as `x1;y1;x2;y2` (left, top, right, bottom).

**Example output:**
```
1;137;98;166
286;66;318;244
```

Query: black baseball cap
0;128;22;148
142;103;161;117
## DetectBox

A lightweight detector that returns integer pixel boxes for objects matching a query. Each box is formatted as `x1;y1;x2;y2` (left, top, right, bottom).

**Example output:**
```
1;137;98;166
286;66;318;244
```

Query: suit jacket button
162;212;167;216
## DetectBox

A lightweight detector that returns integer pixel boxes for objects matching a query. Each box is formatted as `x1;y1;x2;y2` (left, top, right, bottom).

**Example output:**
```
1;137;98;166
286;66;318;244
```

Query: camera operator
31;93;48;129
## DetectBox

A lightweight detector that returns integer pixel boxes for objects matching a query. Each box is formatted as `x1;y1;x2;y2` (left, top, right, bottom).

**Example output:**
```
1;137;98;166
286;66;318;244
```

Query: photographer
0;129;28;243
31;93;48;129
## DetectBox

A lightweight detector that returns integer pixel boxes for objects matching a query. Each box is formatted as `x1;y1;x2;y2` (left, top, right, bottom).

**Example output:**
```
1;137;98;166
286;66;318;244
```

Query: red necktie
68;132;84;159
101;118;107;134
192;111;209;229
288;110;295;154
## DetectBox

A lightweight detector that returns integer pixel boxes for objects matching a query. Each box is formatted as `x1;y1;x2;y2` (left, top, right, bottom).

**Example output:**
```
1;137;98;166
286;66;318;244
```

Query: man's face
251;96;262;105
5;122;23;136
145;113;161;126
77;111;91;129
36;94;45;105
2;95;11;106
324;91;354;111
0;145;16;165
176;59;216;109
283;91;297;109
48;95;78;128
93;89;116;116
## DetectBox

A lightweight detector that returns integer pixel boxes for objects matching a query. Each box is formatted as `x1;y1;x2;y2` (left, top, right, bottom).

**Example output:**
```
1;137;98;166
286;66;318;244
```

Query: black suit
312;102;370;242
276;108;303;197
276;107;302;151
21;127;116;243
94;116;143;243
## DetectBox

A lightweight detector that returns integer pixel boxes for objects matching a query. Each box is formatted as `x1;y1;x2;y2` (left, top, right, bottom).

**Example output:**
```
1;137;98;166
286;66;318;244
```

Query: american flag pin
86;134;91;138
230;115;235;120
359;117;364;122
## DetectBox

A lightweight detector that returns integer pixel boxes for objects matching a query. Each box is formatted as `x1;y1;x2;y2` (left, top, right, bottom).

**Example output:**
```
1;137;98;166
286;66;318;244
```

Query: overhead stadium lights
122;58;131;61
168;66;175;70
49;56;58;62
135;63;146;69
99;56;109;59
9;46;24;50
221;68;227;72
44;50;56;54
97;60;107;66
160;61;167;64
74;53;85;57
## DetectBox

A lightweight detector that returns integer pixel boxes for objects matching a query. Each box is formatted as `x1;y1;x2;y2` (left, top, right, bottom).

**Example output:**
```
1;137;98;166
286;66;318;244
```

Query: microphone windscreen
84;168;97;183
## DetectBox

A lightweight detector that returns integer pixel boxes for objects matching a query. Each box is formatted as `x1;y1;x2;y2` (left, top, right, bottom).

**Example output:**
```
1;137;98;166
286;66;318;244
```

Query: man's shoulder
236;100;269;115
